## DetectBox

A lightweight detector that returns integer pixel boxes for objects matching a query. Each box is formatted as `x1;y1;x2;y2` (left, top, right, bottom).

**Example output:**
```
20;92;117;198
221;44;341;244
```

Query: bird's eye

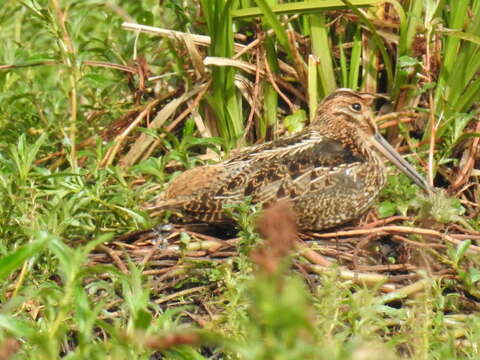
351;103;362;111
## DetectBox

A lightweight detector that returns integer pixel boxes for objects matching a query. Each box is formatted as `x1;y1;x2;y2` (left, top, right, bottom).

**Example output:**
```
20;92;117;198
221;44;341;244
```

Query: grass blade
341;0;393;90
310;13;336;96
0;231;53;281
308;55;318;122
348;27;362;90
232;0;380;18
253;0;292;59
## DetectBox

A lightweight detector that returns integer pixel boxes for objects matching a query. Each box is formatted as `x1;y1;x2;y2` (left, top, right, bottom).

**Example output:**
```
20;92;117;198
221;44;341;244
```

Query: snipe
145;89;431;230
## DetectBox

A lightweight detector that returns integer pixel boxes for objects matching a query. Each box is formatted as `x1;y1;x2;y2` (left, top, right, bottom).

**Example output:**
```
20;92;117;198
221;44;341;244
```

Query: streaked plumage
145;89;430;230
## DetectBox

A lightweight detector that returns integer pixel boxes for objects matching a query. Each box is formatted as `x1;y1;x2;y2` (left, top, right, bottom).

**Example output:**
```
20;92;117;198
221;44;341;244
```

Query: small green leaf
134;308;153;330
137;127;160;139
84;74;113;87
421;82;437;92
112;205;151;227
398;55;419;67
284;110;306;133
468;268;480;284
378;201;397;218
454;240;471;266
183;117;196;137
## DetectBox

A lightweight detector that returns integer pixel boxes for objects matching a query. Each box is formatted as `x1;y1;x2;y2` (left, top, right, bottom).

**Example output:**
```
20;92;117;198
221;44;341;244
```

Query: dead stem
243;46;262;139
451;119;480;191
155;284;214;304
381;278;430;303
310;225;480;253
296;242;332;267
264;52;296;114
97;244;129;274
305;263;396;292
100;98;161;167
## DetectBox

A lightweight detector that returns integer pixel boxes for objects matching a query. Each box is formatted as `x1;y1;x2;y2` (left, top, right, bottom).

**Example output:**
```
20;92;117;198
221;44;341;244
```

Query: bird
144;88;431;230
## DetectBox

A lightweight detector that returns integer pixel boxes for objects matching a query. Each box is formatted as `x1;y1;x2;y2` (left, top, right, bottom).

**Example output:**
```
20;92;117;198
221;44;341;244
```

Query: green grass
1;0;480;358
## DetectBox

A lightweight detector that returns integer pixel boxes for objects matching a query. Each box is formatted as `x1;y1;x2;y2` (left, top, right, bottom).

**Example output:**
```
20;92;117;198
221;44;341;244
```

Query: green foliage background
1;0;480;358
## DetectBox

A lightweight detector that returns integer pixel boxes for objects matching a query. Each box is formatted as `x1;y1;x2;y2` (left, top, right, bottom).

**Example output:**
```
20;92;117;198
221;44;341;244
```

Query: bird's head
311;88;378;137
311;88;432;194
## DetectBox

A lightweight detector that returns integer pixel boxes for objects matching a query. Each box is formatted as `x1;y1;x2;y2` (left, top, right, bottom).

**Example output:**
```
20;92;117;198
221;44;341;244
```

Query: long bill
371;133;432;194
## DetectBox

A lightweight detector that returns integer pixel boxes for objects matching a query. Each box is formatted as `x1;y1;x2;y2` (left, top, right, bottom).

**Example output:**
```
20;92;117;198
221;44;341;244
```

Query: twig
294;262;315;292
100;98;161;167
131;84;208;166
204;56;305;102
357;216;411;228
97;244;129;274
0;60;58;70
379;117;414;129
243;46;262;139
355;263;417;272
296;242;332;267
380;278;430;303
391;234;446;248
155;284;214;304
0;59;136;73
286;29;307;89
122;22;213;47
263;50;296;113
451;119;480;190
449;223;480;236
83;60;137;73
305;264;397;292
182;230;231;252
310;225;480;253
144;267;182;277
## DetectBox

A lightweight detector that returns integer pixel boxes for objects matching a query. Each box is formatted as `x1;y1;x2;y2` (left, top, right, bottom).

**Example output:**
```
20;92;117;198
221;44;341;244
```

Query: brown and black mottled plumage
144;89;430;230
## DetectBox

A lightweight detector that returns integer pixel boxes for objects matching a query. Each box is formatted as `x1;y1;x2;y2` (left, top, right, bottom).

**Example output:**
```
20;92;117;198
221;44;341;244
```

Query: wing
147;130;365;223
226;131;362;169
215;130;364;204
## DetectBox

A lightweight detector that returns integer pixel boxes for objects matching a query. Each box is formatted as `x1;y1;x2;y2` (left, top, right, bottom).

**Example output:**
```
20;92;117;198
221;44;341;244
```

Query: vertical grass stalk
309;13;336;97
201;0;244;146
50;0;80;170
